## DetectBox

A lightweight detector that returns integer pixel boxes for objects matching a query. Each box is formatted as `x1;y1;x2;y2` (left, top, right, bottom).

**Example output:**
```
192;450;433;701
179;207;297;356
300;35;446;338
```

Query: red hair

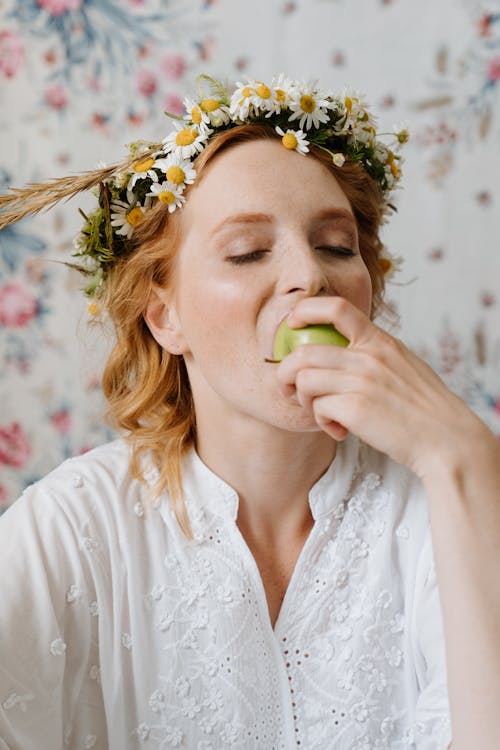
99;123;389;536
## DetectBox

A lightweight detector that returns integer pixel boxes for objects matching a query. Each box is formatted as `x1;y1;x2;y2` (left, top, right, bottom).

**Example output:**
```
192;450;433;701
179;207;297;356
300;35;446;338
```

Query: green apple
270;320;349;362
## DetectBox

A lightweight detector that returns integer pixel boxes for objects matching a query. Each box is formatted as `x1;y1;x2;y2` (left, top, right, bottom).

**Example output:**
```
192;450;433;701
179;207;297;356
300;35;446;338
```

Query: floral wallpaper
1;0;499;510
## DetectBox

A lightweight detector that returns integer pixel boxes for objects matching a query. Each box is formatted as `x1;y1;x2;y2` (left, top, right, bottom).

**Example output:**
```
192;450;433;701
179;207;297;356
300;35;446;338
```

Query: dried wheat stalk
0;147;159;230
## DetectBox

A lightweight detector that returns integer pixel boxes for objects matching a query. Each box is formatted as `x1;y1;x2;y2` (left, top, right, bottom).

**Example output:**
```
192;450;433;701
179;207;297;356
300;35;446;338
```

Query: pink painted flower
0;30;25;79
487;56;500;82
0;483;8;507
331;49;346;67
478;14;493;37
0;423;31;468
76;445;92;455
50;410;72;434
127;110;145;127
0;282;38;328
44;82;69;110
160;53;186;81
88;75;103;92
495;400;500;417
136;69;157;97
163;93;184;116
37;0;83;16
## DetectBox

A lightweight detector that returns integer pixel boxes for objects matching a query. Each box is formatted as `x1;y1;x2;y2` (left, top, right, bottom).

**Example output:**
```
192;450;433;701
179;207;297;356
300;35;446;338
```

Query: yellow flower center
200;98;220;112
158;190;176;204
133;157;155;173
166;165;186;185
379;257;392;274
256;83;271;99
88;302;100;316
345;96;352;114
275;88;286;102
388;152;400;177
175;128;197;146
126;207;144;226
282;133;298;150
191;106;202;124
241;86;254;98
300;94;316;113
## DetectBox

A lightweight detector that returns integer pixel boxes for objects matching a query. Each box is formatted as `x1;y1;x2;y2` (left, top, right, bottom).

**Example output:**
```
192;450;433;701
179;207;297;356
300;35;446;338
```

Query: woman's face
150;138;372;434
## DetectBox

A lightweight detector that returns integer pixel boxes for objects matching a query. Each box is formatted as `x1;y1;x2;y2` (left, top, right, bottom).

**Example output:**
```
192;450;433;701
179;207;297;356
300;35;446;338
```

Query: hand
276;296;491;480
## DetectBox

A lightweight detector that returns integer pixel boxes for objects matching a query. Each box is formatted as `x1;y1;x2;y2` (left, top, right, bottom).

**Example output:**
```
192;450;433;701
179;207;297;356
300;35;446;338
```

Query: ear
143;285;189;355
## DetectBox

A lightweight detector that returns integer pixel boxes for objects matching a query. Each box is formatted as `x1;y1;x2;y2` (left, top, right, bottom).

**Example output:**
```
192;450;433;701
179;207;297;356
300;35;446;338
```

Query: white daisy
148;181;186;213
248;81;275;114
110;199;145;239
287;83;332;130
393;121;410;144
154;154;196;187
384;150;402;186
275;126;309;155
229;80;257;120
183;97;230;129
162;124;211;159
267;73;296;115
335;87;371;134
126;156;159;192
265;93;288;117
373;142;390;164
349;123;377;147
379;251;403;280
183;97;205;128
199;97;231;127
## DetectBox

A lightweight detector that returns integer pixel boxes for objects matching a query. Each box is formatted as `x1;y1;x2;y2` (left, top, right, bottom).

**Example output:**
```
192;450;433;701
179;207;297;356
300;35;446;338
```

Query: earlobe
144;285;188;355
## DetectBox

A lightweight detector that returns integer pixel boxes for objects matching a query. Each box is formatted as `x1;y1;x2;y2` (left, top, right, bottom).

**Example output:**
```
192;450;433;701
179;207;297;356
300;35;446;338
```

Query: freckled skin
148;138;372;436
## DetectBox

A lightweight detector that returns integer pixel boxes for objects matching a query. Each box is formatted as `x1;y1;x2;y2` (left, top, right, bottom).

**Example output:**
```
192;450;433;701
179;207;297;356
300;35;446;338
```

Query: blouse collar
174;435;359;537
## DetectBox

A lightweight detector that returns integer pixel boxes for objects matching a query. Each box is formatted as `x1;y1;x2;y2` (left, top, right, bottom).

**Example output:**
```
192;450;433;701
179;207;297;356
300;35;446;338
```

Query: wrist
418;418;499;493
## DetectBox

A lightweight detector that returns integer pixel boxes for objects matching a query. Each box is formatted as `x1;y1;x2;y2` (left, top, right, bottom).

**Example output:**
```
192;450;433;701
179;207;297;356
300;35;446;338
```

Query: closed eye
316;245;356;258
226;250;270;265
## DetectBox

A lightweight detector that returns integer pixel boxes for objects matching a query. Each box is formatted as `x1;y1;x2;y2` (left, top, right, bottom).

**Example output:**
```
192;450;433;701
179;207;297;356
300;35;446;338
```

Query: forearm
422;426;500;749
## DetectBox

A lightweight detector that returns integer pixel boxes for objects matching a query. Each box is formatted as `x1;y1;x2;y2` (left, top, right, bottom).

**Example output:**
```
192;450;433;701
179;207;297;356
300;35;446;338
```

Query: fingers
313;412;349;442
272;296;478;473
281;363;363;412
285;296;378;346
276;343;357;389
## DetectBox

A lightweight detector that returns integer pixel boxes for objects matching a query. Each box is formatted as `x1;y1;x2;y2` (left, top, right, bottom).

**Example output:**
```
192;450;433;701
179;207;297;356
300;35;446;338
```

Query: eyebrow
313;208;356;229
210;207;356;238
210;212;274;238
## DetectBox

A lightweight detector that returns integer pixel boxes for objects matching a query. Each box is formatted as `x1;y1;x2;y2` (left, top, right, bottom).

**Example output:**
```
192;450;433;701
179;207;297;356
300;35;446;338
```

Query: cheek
335;265;373;316
177;272;257;355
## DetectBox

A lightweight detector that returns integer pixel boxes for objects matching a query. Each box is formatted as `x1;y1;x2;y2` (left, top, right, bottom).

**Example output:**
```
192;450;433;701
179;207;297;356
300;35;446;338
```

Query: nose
277;241;330;297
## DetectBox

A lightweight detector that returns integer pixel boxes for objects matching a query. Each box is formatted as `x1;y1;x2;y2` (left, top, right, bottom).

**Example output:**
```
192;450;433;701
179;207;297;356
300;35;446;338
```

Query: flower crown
0;74;408;298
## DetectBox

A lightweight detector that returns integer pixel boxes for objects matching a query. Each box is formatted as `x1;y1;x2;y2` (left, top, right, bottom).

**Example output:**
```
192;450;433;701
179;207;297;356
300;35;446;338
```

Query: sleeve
410;533;452;750
0;484;107;750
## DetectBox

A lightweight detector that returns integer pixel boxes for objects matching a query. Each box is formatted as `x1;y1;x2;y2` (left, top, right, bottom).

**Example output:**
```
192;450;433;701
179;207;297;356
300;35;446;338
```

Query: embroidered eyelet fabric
0;436;451;750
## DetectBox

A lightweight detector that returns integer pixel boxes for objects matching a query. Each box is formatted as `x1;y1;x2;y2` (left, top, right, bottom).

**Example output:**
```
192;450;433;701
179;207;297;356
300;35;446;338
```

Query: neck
195;419;337;541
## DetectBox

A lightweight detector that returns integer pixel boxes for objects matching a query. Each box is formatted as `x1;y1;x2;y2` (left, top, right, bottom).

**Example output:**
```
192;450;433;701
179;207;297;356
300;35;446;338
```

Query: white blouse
0;435;451;750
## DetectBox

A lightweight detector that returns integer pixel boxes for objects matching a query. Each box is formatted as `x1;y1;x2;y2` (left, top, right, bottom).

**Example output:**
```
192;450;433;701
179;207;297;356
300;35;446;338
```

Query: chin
266;404;325;434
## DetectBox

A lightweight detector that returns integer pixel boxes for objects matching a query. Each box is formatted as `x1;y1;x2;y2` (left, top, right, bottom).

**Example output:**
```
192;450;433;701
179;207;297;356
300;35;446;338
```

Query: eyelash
227;246;355;265
318;245;355;258
227;250;270;265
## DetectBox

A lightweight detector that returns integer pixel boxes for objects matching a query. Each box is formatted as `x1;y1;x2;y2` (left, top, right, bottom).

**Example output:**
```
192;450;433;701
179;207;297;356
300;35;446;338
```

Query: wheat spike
0;147;159;230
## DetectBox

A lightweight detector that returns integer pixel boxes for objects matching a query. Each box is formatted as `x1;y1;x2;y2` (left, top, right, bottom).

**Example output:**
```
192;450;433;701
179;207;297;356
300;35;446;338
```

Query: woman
0;75;499;750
